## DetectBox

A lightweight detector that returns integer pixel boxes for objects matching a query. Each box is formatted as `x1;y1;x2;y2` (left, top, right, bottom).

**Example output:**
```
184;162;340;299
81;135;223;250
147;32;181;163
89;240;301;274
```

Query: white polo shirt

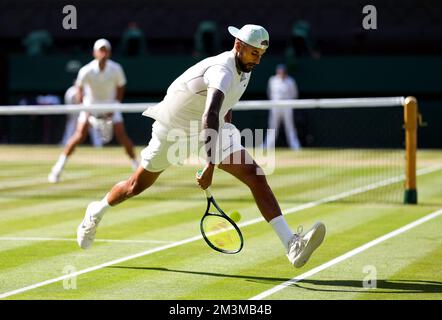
76;59;126;105
142;50;250;135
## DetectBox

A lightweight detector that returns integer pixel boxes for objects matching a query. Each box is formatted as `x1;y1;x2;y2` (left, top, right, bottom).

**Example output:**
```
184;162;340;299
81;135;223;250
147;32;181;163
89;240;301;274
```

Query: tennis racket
197;170;244;254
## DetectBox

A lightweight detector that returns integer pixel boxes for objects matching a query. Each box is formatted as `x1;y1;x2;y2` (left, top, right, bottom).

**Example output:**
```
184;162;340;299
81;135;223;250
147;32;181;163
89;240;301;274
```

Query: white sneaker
287;222;326;268
77;202;103;249
48;169;61;183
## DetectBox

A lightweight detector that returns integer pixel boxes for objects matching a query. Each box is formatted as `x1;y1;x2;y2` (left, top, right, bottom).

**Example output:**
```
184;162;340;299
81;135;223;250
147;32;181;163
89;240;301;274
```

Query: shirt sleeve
290;77;299;99
116;64;127;87
75;67;88;87
203;65;233;95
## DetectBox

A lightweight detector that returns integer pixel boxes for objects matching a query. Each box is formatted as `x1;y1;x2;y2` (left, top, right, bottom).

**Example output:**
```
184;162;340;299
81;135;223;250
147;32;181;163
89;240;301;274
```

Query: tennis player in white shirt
265;64;302;150
48;39;138;183
77;26;325;268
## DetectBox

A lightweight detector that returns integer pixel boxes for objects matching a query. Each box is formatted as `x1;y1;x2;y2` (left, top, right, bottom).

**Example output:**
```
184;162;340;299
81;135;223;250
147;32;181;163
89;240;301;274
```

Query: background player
48;39;138;183
264;63;301;150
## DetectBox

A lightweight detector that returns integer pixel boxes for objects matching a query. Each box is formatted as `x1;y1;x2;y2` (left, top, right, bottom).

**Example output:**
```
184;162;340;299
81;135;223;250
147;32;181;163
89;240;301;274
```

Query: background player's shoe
287;222;326;268
48;169;61;183
77;202;103;249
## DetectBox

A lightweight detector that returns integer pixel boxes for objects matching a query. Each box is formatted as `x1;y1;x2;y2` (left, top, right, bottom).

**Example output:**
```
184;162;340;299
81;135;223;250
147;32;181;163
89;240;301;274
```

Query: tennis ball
229;211;241;223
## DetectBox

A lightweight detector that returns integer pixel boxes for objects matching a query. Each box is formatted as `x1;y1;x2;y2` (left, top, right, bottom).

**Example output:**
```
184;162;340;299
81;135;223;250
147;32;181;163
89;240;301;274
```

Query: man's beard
236;57;255;73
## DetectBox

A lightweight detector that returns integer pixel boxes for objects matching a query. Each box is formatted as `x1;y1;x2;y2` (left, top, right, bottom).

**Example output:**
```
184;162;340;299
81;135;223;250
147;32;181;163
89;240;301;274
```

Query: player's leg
61;114;78;145
107;166;162;206
77;167;162;249
48;112;89;183
218;149;325;268
282;108;301;150
77;121;175;249
218;150;281;222
113;113;138;169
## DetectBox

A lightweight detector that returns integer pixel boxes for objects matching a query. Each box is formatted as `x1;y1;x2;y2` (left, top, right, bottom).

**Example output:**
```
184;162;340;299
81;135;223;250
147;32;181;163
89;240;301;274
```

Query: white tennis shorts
141;121;244;172
77;111;124;124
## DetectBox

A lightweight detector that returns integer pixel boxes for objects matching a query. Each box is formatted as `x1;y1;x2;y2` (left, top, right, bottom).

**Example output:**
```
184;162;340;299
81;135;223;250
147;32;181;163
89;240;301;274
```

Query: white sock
269;215;294;252
91;193;111;219
53;154;67;173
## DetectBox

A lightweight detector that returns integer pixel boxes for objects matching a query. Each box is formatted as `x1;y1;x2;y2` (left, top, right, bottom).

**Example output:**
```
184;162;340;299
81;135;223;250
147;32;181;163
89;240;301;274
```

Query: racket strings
202;214;242;253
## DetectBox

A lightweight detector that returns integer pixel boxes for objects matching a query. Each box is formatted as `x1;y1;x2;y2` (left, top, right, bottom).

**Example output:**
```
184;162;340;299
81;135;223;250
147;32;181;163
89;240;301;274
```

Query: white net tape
0;97;405;115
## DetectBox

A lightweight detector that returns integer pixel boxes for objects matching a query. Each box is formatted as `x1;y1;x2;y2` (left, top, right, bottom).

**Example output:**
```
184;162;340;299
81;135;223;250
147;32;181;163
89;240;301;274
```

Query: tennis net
0;96;418;204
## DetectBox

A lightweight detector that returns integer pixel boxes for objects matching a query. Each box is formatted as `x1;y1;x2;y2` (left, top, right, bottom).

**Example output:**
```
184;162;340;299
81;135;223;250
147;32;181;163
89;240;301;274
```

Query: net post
403;96;418;204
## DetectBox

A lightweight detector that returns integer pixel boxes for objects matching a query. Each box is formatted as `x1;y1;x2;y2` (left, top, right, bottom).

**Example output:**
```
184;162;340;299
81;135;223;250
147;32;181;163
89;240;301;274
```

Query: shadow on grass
107;266;290;283
280;279;442;294
108;266;442;294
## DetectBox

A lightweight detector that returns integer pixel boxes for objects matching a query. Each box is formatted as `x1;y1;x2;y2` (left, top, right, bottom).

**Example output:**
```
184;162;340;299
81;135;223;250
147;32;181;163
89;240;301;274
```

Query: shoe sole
293;222;326;268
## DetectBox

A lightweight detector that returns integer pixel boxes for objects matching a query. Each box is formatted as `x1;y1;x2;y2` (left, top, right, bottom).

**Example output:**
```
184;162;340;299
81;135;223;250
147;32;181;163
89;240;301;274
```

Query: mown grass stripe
250;208;442;300
2;164;440;299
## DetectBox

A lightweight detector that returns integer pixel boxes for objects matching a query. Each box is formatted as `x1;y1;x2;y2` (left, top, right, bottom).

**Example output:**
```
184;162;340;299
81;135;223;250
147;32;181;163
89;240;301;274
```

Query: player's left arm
116;64;127;103
116;85;125;102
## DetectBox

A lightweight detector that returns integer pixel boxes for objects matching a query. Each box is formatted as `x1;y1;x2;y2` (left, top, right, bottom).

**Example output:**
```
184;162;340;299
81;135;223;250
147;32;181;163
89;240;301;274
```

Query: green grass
0;145;441;300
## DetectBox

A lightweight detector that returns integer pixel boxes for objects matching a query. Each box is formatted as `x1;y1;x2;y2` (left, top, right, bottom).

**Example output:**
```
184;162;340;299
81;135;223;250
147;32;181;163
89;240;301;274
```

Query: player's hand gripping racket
197;170;244;254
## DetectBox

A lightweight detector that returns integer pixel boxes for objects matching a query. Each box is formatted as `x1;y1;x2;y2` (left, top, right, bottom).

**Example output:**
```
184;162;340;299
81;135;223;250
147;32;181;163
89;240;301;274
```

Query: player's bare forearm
76;86;84;104
197;88;224;189
202;88;224;164
116;86;125;102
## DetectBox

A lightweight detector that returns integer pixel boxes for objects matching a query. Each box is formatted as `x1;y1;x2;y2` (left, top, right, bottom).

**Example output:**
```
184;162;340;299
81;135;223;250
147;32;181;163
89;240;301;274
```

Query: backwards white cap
93;38;112;51
228;24;269;50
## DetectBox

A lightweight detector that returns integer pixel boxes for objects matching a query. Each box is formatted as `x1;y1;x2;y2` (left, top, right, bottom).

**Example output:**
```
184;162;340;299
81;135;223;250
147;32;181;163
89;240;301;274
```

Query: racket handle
197;170;212;198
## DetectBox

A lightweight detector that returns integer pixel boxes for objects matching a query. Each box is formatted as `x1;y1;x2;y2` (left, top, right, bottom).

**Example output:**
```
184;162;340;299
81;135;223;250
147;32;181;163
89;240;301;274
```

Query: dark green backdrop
4;54;442;148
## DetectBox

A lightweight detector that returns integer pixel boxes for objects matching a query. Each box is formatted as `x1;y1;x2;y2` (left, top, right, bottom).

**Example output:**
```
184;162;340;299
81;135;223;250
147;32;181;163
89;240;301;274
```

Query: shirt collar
92;59;108;72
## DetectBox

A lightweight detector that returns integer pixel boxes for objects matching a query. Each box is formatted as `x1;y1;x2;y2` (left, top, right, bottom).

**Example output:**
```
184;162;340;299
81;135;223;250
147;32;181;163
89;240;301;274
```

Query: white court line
250;207;442;300
0;164;441;299
0;237;172;244
0;171;92;190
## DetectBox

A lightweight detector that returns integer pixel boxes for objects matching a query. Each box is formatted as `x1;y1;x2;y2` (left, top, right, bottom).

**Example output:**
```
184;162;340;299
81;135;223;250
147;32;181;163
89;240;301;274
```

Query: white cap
228;24;269;50
93;38;112;51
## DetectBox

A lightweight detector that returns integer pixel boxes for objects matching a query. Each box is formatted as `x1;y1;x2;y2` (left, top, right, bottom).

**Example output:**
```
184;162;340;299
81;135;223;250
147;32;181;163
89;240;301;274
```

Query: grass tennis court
0;146;441;300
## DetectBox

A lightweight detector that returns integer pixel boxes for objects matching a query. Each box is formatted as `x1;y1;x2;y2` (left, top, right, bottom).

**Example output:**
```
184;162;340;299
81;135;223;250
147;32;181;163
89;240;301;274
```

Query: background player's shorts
77;111;123;124
140;121;244;172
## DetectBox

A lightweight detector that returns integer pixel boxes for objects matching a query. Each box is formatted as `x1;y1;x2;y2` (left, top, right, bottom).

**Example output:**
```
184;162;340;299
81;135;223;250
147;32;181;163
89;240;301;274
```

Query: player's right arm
197;65;232;189
197;88;225;190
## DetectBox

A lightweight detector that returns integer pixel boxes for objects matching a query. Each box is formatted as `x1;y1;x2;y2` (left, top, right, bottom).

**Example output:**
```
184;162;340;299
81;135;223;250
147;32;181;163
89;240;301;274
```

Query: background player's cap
228;24;269;50
93;38;112;51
